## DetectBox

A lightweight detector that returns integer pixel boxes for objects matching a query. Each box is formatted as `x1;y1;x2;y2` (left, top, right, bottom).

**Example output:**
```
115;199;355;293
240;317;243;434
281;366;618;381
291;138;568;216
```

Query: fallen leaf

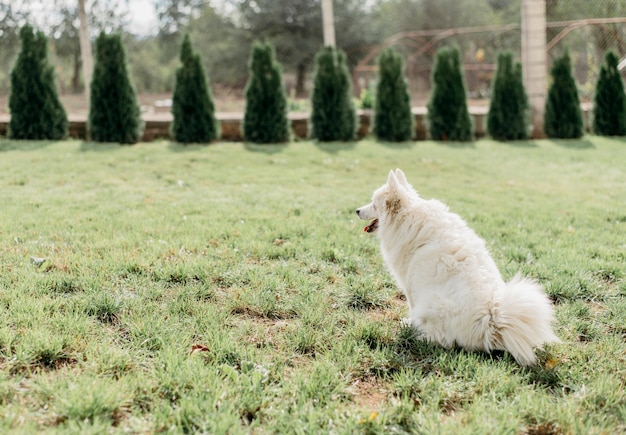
190;344;210;355
545;357;560;370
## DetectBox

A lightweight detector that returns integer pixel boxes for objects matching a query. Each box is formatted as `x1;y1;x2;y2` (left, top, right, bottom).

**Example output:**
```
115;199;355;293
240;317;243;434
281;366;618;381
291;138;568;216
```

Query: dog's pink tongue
363;218;379;233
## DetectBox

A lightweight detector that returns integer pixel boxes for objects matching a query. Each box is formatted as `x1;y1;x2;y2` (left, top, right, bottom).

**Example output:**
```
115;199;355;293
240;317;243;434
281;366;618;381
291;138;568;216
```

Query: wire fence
350;0;626;105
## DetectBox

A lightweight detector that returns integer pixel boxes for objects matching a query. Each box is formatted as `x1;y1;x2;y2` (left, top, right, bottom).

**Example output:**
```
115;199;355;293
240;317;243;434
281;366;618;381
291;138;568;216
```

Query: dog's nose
355;209;360;216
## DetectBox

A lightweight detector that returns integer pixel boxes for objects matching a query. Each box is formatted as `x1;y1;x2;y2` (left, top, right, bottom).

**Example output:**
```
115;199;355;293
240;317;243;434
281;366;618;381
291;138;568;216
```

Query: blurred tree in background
0;3;31;91
154;0;202;62
0;0;128;94
544;50;583;139
0;0;625;122
187;4;249;89
243;41;290;143
88;32;143;143
427;46;473;141
9;24;68;140
373;47;413;141
592;51;626;136
234;0;377;96
50;5;82;93
487;51;529;140
171;34;219;143
309;46;356;141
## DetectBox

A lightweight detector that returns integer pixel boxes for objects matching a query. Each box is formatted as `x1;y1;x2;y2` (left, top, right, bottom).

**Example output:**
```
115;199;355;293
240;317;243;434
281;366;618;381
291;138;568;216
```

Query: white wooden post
78;0;93;106
521;0;547;138
321;0;336;48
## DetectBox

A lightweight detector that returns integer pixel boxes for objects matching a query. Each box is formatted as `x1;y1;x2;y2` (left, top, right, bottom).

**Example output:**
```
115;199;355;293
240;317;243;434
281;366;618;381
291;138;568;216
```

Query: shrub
359;86;375;110
243;41;290;143
9;24;68;140
544;51;583;139
310;46;357;142
373;48;414;142
171;34;219;144
427;46;473;141
88;32;143;144
593;51;626;136
487;52;529;141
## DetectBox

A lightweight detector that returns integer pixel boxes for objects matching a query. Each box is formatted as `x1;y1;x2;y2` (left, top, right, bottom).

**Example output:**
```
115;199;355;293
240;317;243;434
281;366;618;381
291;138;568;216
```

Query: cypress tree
487;52;529;141
171;34;219;143
88;32;143;144
310;46;357;141
593;51;626;136
373;47;414;142
427;46;473;141
243;41;290;143
9;24;68;140
544;51;583;139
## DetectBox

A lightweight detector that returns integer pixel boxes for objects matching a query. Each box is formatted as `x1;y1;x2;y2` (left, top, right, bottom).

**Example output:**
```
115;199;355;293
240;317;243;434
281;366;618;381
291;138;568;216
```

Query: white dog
356;169;559;366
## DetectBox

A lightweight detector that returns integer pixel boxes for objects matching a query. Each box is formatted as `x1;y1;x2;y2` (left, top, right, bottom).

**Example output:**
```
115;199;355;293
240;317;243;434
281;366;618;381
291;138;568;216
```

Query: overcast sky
128;0;158;35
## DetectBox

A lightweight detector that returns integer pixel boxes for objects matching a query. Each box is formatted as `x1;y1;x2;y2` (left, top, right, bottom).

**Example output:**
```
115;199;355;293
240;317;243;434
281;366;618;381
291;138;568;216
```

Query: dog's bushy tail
495;275;560;366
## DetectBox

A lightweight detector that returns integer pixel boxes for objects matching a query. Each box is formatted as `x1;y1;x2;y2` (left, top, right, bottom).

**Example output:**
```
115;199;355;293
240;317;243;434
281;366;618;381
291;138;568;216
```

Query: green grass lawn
0;137;625;433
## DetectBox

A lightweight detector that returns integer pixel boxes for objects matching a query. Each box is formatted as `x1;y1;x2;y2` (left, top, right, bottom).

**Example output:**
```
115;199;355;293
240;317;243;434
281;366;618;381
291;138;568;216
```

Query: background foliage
592;51;626;136
427;46;473;141
487;51;529;141
373;47;414;142
8;24;67;140
171;34;219;144
309;46;357;141
544;51;584;139
243;41;290;144
1;0;625;105
88;32;143;143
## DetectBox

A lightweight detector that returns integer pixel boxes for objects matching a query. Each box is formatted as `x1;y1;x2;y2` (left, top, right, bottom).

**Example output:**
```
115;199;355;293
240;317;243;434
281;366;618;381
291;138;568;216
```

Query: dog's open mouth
363;218;379;233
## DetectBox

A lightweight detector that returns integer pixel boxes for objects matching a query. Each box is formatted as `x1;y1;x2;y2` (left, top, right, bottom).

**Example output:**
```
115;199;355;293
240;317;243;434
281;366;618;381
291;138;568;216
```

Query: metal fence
351;0;626;105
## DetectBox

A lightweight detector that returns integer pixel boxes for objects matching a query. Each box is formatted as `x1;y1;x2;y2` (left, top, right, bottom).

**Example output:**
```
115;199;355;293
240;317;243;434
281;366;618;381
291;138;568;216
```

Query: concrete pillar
521;0;547;138
321;0;336;47
78;0;93;106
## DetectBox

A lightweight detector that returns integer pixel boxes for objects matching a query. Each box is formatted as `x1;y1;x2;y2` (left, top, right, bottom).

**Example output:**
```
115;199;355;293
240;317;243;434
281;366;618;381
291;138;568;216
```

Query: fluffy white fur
356;169;560;366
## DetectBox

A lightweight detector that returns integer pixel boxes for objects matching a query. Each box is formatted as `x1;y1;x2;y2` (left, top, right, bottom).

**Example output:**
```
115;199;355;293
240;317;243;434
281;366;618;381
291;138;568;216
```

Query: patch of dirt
228;313;290;349
349;377;389;410
522;421;565;435
229;305;294;321
364;295;407;323
439;395;464;415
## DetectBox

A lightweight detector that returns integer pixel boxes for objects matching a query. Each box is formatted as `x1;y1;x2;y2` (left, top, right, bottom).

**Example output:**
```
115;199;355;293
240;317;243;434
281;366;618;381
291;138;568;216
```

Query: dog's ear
385;170;405;213
385;170;403;214
387;170;400;191
394;169;410;187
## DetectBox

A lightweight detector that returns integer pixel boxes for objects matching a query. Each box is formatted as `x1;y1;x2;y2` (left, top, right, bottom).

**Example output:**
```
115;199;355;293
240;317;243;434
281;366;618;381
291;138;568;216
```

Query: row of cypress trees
429;47;626;141
7;23;626;143
8;25;144;144
543;50;626;139
240;43;626;143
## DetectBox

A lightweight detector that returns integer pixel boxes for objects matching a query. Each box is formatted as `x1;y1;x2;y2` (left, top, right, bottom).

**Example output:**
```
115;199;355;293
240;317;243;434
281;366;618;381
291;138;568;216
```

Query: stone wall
1;106;592;142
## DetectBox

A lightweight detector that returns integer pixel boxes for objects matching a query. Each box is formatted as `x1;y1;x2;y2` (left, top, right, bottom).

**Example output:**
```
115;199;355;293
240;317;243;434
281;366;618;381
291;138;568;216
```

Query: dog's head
356;168;414;233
